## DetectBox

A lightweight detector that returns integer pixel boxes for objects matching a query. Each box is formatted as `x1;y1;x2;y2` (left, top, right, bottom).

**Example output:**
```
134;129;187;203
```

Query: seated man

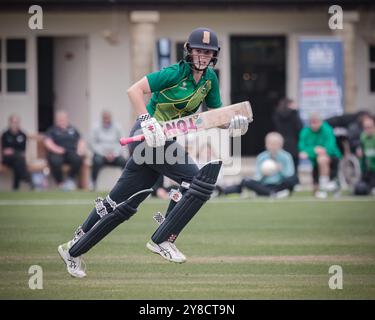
1;114;33;190
90;111;127;190
299;112;342;198
354;115;375;195
44;110;86;191
223;132;298;198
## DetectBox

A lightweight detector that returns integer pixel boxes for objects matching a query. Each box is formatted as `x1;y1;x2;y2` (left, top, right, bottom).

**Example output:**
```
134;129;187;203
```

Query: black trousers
224;175;299;196
81;120;199;232
363;170;375;189
2;152;31;190
47;150;82;184
91;154;127;184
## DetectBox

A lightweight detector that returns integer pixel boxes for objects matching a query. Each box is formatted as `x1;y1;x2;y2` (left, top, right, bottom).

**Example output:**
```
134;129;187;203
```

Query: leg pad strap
151;160;222;243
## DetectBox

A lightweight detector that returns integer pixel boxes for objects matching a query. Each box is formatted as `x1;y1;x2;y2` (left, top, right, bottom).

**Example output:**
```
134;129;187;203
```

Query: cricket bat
119;101;253;146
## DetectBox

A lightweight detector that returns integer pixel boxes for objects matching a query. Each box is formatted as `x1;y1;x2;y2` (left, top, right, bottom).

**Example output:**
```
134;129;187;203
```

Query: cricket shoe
58;241;86;278
272;189;290;199
321;180;338;192
314;190;328;199
146;240;186;263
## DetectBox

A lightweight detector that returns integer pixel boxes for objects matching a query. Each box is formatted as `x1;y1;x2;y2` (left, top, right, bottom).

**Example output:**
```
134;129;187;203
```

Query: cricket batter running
58;27;249;278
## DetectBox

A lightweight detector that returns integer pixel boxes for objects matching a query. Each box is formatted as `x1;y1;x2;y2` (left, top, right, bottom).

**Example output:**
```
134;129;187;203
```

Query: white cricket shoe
169;242;187;261
314;190;328;199
321;180;338;192
146;240;186;263
273;189;290;199
58;241;86;278
61;178;77;191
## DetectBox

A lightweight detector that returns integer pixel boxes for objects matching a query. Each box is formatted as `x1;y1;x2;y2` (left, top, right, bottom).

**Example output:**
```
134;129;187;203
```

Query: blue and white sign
299;38;344;122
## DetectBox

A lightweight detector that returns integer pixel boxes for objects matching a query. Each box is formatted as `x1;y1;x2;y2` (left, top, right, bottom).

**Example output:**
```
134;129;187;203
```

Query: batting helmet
184;27;220;69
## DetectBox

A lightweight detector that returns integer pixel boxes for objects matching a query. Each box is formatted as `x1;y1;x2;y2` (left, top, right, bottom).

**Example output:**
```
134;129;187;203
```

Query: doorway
230;36;286;155
37;36;89;134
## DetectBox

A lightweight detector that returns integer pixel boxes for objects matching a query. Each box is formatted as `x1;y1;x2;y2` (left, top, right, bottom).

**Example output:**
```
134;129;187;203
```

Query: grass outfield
0;191;374;299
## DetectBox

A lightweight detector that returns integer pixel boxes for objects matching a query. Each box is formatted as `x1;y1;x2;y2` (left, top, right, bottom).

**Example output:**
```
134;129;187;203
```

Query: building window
7;69;26;92
370;45;375;93
7;39;26;63
0;38;27;94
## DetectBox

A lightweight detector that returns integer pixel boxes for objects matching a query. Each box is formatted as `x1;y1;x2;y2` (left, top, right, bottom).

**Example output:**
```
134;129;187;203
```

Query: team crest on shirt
180;81;188;90
68;128;76;135
201;84;208;95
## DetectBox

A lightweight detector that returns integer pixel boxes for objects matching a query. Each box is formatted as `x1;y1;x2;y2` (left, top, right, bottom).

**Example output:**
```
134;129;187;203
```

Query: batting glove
228;115;249;137
139;114;166;148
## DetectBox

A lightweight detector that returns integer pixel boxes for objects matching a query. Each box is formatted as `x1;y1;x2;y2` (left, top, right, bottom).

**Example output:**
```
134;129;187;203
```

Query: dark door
37;37;54;132
230;36;286;155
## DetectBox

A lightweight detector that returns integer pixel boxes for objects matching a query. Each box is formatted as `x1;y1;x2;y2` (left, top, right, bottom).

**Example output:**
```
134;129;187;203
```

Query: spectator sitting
299;112;342;198
348;111;373;154
90;110;127;190
1;114;33;190
222;132;298;198
44;110;86;191
354;115;375;195
272;98;303;172
326;111;372;154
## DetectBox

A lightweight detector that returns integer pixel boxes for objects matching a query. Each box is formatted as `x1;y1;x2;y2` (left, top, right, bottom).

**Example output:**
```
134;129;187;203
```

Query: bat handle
119;134;145;146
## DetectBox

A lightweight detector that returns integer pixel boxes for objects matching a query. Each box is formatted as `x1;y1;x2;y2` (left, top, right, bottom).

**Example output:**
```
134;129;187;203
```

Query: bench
0;134;89;190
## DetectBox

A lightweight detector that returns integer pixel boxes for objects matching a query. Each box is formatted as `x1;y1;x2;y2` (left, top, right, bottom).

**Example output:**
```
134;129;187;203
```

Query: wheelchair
326;114;362;191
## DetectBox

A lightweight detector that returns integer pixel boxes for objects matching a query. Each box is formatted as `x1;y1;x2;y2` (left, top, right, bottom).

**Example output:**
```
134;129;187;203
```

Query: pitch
0;191;374;299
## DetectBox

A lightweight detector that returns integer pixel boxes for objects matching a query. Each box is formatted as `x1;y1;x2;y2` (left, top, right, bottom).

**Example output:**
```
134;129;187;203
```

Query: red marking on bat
165;122;176;133
163;118;198;138
176;120;188;133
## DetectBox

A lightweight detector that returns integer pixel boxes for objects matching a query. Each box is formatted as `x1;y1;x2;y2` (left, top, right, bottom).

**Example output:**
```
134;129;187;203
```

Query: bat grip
119;134;145;146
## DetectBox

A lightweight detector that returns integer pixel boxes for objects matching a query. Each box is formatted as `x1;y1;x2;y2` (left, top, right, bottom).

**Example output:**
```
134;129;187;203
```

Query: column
333;11;359;113
129;11;160;117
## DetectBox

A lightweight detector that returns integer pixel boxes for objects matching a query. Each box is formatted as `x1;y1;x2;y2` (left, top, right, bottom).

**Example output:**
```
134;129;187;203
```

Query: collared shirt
146;60;222;122
298;121;342;163
45;125;80;152
1;129;27;153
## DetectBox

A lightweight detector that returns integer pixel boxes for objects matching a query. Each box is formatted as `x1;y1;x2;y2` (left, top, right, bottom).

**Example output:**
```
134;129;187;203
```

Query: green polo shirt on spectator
146;60;222;122
298;121;342;165
360;132;375;172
